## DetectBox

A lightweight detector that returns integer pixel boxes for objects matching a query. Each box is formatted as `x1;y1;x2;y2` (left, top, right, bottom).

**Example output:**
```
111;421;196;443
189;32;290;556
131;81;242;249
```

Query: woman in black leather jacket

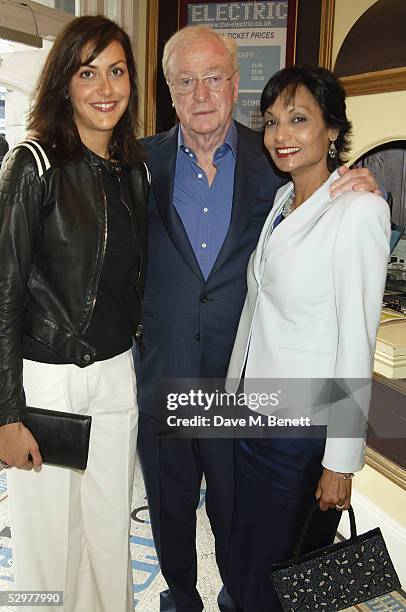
0;16;148;612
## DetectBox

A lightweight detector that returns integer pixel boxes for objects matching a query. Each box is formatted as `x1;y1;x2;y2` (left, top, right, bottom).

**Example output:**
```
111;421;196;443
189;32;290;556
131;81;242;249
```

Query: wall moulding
144;0;158;136
318;0;335;69
340;67;406;97
366;447;406;492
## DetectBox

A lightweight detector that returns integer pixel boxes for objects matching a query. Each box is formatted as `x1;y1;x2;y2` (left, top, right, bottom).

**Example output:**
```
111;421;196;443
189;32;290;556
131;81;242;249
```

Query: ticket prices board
187;2;289;130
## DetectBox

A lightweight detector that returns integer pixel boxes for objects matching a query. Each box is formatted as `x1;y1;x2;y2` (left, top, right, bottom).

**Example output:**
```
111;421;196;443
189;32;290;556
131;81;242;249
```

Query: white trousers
7;349;138;612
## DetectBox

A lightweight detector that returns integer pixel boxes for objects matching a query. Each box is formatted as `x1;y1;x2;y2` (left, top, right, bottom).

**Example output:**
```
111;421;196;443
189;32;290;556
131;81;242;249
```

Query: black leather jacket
0;145;149;426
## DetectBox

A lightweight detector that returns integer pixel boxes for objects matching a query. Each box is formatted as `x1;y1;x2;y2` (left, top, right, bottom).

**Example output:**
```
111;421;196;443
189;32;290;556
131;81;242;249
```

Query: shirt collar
83;145;122;173
177;121;238;159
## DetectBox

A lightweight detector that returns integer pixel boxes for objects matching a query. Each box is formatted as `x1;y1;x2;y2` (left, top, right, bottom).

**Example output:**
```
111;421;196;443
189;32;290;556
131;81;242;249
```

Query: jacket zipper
82;166;108;333
116;175;143;290
116;174;144;340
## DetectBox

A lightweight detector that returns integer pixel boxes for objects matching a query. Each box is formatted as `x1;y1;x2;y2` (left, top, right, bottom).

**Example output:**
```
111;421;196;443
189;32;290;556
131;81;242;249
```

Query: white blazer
226;171;391;472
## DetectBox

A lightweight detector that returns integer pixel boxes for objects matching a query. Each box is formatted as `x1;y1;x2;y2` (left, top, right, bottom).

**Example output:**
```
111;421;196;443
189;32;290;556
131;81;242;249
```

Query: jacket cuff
322;437;366;473
0;413;23;427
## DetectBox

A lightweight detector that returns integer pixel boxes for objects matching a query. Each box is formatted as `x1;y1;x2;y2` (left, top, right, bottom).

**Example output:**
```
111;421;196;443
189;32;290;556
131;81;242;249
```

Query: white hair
162;25;238;82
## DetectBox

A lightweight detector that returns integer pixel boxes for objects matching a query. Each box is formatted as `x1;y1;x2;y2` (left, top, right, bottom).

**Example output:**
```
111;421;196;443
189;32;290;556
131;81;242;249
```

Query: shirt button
201;242;207;249
83;354;91;363
197;173;203;179
195;333;200;341
185;148;189;153
203;207;208;213
200;295;208;303
189;153;193;158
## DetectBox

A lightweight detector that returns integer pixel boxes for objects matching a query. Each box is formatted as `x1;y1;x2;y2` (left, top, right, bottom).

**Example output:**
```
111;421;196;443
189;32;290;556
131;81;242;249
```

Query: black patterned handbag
270;502;401;611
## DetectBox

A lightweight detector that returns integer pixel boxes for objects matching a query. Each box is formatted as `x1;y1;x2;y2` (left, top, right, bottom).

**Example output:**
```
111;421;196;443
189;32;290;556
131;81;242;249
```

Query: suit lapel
261;172;338;260
208;124;265;279
252;182;291;282
148;125;203;281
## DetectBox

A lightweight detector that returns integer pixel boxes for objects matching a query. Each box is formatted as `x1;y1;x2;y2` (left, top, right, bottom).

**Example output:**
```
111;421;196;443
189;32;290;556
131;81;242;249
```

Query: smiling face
167;35;239;142
263;84;338;181
68;40;130;155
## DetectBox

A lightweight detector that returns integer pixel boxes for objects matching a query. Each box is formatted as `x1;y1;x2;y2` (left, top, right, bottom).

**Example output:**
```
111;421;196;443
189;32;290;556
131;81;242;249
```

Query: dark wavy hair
260;65;351;171
28;15;144;165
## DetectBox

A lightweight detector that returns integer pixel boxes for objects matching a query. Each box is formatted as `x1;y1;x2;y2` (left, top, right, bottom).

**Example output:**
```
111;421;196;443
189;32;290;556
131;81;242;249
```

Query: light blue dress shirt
173;123;237;279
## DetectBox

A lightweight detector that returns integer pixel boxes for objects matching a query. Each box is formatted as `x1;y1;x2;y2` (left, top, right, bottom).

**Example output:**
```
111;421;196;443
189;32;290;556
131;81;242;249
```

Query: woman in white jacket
225;66;390;611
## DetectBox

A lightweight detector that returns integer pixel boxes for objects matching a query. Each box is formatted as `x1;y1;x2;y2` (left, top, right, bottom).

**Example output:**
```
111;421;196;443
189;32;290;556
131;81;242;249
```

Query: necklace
285;173;332;216
281;189;295;218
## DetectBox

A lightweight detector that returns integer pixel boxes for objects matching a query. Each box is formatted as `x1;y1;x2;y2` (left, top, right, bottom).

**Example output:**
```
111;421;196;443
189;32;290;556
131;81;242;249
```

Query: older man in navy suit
134;25;379;612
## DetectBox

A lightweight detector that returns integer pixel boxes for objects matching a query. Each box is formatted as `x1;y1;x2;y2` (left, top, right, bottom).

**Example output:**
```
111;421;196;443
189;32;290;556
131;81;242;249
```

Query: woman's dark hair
260;65;351;171
28;15;144;165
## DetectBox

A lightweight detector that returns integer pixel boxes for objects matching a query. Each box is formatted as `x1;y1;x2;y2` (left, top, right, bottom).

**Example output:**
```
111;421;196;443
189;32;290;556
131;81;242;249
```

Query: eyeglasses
170;72;235;95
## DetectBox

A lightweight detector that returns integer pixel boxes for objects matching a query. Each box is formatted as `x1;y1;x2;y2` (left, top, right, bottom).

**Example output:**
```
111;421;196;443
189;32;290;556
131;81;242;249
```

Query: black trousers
138;412;239;612
227;437;342;612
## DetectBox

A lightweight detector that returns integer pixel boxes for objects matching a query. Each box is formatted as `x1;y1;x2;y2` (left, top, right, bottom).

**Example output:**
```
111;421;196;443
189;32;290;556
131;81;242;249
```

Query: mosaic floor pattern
0;464;405;611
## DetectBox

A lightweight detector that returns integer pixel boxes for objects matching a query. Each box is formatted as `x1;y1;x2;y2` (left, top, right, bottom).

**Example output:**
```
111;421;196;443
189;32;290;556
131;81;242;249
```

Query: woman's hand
315;467;352;512
0;422;42;471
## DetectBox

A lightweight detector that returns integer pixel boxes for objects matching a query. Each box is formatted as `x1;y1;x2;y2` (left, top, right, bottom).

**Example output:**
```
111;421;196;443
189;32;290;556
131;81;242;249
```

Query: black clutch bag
270;502;400;611
23;407;92;470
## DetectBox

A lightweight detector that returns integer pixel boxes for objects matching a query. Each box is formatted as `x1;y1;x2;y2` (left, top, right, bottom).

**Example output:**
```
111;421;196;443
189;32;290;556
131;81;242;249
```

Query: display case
324;0;406;490
353;142;406;487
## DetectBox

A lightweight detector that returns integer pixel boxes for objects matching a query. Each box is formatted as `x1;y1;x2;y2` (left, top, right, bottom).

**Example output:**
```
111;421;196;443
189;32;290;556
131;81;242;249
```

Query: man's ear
233;72;240;103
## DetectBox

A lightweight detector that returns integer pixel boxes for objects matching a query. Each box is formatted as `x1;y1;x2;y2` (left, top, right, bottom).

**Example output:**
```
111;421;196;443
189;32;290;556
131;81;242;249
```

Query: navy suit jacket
134;121;285;417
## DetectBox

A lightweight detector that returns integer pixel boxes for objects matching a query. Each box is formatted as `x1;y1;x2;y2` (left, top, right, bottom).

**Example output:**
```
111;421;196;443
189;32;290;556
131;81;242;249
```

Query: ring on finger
336;504;345;510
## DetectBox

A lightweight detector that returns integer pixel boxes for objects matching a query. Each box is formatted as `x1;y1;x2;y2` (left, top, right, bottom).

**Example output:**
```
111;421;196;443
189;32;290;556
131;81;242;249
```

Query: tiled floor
0;463;405;611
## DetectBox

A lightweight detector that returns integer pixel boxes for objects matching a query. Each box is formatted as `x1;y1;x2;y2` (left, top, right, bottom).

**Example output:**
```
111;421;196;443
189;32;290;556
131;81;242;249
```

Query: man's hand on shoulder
330;165;383;198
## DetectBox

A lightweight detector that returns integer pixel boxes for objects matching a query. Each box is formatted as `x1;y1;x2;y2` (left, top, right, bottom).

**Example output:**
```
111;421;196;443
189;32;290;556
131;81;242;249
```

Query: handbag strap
12;139;51;177
292;501;357;563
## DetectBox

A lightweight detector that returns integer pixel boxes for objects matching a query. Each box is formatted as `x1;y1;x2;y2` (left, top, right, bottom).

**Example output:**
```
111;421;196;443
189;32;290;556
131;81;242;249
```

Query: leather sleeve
0;148;43;425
